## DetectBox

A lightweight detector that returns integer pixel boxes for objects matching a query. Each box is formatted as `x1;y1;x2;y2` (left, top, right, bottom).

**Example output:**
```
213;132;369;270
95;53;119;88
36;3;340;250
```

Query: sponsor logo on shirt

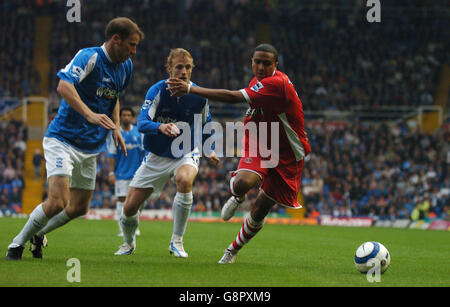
96;86;118;100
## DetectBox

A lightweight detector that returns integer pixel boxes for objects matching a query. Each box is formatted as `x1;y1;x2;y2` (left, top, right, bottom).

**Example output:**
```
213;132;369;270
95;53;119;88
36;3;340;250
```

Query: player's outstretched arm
57;79;117;130
165;78;246;104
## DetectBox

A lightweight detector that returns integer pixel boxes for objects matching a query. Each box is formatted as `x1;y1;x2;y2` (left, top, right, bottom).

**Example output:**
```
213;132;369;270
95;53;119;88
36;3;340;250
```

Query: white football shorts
130;151;200;197
115;180;131;198
43;137;98;190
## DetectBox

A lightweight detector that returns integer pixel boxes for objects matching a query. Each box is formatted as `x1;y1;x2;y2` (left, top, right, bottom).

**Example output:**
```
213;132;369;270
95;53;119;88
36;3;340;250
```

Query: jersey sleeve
240;77;284;109
57;49;98;85
137;84;163;135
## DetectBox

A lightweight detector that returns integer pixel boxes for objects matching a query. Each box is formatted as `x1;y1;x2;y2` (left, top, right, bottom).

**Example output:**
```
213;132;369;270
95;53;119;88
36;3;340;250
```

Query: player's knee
123;202;139;217
45;194;68;215
175;177;193;193
232;176;256;196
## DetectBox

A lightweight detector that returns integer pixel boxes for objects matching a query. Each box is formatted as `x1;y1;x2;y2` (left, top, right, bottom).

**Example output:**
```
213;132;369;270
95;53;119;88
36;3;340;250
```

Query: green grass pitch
0;217;449;287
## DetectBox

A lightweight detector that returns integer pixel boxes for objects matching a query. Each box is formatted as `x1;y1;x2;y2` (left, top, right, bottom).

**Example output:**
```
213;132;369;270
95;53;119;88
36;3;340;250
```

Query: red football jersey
239;70;311;169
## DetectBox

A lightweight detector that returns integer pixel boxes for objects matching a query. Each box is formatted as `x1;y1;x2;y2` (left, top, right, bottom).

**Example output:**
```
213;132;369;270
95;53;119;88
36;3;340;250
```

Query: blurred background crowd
1;0;449;220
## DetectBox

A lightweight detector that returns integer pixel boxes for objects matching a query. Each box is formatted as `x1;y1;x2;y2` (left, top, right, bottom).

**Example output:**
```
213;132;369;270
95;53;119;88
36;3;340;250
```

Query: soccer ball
354;241;391;274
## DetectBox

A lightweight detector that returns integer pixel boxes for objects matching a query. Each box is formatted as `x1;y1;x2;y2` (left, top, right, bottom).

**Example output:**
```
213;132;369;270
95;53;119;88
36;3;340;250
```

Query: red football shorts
235;155;304;208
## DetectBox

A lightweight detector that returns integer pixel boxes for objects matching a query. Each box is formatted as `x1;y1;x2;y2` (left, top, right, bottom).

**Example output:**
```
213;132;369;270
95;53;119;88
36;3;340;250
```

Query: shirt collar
101;43;113;63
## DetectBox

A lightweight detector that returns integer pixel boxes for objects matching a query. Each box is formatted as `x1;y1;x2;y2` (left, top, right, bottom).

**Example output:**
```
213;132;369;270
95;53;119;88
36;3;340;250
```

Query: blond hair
166;48;195;70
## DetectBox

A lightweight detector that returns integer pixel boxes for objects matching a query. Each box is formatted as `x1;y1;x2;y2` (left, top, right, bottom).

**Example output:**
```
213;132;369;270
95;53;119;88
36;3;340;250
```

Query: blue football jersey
137;79;214;159
106;125;144;180
46;44;133;153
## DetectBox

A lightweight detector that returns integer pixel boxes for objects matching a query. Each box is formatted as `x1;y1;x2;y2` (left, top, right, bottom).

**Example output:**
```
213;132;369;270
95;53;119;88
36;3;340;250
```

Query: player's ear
111;33;122;44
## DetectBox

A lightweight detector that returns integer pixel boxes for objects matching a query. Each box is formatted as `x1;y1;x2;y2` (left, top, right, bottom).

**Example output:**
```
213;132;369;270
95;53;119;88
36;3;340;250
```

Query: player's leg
35;148;97;237
6;137;73;260
115;186;153;255
116;196;126;236
219;191;275;264
170;163;198;258
222;169;262;221
6;175;70;260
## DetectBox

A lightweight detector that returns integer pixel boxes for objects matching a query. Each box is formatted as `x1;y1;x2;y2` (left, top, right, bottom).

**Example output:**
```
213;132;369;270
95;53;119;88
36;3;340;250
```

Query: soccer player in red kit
166;44;311;263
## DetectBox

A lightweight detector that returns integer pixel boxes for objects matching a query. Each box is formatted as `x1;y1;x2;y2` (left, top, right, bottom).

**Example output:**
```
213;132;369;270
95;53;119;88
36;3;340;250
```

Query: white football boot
218;249;238;264
169;238;188;258
221;196;243;221
114;242;135;255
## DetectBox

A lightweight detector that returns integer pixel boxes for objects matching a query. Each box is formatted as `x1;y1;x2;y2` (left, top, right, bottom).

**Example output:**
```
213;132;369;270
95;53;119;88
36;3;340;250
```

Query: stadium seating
1;1;449;221
0;120;27;215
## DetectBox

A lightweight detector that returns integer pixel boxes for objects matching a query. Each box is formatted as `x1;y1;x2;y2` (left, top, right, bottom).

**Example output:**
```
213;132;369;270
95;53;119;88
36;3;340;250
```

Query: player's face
252;51;277;80
120;110;133;127
112;33;140;63
168;55;194;83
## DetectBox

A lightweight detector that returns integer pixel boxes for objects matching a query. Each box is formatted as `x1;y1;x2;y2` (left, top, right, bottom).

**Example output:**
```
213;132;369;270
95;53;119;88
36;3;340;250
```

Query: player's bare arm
56;79;117;130
165;78;246;104
111;98;127;156
108;157;116;185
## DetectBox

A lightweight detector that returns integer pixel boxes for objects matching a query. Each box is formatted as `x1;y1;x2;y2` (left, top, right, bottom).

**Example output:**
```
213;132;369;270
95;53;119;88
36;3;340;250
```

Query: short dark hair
254;43;278;62
120;106;135;117
105;17;145;41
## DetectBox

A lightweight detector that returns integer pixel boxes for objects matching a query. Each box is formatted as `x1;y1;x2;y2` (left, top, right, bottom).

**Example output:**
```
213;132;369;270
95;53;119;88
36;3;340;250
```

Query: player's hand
87;112;117;130
205;151;220;167
113;128;127;156
158;123;181;138
165;78;189;97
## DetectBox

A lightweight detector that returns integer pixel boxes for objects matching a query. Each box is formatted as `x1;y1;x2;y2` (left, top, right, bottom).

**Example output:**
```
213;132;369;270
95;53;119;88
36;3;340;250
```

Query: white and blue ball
354;241;391;273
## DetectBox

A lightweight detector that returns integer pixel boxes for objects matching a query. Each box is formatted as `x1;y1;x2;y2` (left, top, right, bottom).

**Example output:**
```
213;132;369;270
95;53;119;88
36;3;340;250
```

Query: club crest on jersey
250;81;264;93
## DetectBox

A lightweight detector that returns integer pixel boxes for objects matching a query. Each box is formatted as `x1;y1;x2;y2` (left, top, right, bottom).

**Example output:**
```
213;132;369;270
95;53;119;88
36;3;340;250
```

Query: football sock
227;213;264;254
120;212;139;245
12;203;49;246
172;192;193;238
116;201;124;232
36;209;71;237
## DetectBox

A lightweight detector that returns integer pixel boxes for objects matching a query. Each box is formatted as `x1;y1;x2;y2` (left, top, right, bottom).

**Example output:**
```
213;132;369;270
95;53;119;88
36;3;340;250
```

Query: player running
166;43;311;263
6;17;144;260
106;106;145;237
115;48;219;258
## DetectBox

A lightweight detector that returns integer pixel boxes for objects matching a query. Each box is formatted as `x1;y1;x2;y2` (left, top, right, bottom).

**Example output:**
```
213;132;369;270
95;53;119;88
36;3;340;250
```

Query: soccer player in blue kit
115;48;219;258
106;106;144;236
6;17;144;260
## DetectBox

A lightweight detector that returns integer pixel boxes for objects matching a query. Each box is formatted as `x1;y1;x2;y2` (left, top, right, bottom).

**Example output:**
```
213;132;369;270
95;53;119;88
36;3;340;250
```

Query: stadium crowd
1;1;449;221
302;120;449;220
0;0;40;100
0;120;27;216
44;0;447;112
